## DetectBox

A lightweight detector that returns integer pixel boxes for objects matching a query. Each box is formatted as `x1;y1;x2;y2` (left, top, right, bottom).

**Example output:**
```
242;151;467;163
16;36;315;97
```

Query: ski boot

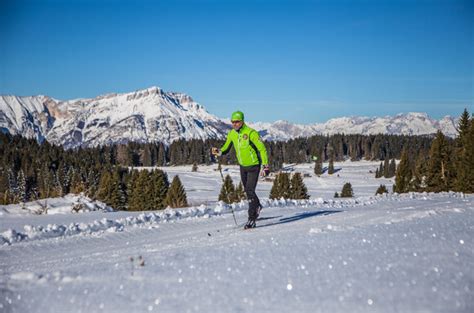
244;218;256;229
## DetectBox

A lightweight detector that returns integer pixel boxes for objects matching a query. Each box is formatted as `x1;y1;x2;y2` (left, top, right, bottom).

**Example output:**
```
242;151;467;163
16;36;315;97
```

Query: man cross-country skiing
212;111;270;229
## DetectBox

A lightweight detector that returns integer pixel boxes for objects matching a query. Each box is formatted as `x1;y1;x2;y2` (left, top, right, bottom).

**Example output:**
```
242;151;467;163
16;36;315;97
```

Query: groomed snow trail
1;193;473;313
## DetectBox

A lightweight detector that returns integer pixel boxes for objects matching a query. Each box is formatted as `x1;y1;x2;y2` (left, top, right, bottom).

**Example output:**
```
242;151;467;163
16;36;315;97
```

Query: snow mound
0;194;114;216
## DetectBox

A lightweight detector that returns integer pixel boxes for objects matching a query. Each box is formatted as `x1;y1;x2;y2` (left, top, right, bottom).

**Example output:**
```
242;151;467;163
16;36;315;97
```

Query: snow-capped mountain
0;95;56;143
0;86;458;148
0;87;230;148
250;112;458;141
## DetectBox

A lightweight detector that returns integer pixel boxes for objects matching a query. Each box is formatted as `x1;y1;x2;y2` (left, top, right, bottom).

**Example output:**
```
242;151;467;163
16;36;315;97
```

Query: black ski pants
240;165;261;220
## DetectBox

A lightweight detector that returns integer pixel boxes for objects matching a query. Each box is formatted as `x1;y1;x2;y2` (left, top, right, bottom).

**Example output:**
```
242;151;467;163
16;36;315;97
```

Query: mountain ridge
0;86;459;147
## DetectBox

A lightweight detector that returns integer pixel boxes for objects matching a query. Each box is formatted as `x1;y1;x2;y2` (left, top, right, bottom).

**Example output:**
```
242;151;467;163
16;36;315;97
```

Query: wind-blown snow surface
1;161;473;313
0;193;473;313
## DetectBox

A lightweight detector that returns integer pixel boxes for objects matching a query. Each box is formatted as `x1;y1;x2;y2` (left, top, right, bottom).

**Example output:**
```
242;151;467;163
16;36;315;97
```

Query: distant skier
212;111;270;229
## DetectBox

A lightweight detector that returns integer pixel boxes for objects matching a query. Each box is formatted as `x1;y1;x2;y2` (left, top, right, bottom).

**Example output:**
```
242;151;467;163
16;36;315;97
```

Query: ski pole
217;156;238;226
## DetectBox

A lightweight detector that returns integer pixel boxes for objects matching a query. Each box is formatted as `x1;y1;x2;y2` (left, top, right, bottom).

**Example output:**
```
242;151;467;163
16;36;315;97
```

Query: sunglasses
231;120;242;124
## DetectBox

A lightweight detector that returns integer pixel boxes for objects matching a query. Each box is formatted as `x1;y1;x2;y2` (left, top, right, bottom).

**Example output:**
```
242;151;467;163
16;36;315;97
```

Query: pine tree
7;168;18;203
375;168;380;179
96;170;123;209
157;143;167;166
64;166;73;195
165;175;188;208
24;169;37;202
375;184;388;195
456;108;471;147
218;174;236;204
52;171;63;197
128;170;150;211
0;170;9;205
56;163;67;196
112;169;127;210
393;149;412;193
383;157;390;178
328;153;335;175
410;152;427;192
150;170;169;210
269;172;291;199
290;173;310;199
454;114;474;193
388;159;396;178
39;168;55;199
116;144;129;165
425;131;455;192
95;170;111;204
454;110;474;193
1;190;10;205
314;157;322;176
126;170;141;211
86;169;100;199
279;172;291;199
377;162;384;178
234;182;246;202
70;169;85;194
17;169;27;203
138;170;154;211
141;146;152;167
269;173;281;200
334;192;339;198
340;182;353;198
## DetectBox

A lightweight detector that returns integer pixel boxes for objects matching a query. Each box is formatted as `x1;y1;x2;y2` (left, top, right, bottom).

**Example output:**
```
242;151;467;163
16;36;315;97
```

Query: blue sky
0;0;472;123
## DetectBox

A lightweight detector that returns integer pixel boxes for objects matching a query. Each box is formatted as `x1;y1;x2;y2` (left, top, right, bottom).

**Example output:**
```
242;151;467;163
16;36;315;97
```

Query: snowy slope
0;95;56;142
0;193;472;312
0;161;473;313
1;87;459;148
0;194;113;216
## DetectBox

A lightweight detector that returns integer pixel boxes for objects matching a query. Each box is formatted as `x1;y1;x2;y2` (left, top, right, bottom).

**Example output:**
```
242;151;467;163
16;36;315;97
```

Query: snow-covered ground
1;161;473;313
0;194;113;216
158;160;396;206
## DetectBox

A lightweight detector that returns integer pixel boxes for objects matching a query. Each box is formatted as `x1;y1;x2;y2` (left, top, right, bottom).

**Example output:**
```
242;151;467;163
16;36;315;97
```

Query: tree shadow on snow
257;210;342;229
321;167;342;174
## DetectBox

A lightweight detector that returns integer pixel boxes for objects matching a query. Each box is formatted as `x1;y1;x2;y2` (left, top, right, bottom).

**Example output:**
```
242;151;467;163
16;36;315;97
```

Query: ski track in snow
1;192;473;313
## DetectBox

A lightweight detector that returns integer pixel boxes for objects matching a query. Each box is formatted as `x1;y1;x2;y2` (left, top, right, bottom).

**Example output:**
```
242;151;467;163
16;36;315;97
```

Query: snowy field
1;161;473;313
157;160;397;206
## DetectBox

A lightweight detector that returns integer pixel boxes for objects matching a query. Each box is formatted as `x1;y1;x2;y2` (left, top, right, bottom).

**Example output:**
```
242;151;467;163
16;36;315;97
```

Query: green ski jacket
220;123;268;167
